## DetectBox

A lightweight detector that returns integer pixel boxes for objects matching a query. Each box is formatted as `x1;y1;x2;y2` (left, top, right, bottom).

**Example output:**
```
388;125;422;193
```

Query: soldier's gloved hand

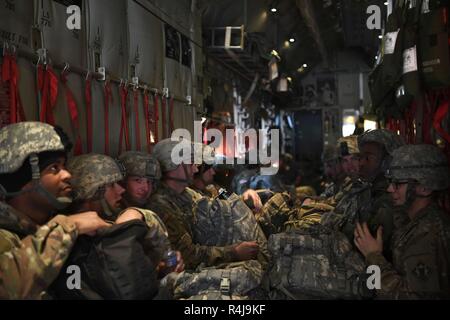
232;241;259;261
242;189;263;213
115;208;144;224
67;211;111;236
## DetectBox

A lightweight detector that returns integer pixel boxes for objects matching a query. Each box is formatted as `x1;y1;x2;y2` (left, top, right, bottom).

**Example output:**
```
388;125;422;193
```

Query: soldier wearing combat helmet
148;138;264;270
354;144;450;299
118;151;161;207
0;122;108;299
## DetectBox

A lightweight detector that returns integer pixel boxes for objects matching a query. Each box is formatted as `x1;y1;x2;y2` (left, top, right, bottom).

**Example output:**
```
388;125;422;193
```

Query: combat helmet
387;144;449;191
118;151;161;181
152;138;193;172
0;121;71;209
358;129;405;156
337;135;360;157
67;154;124;201
322;145;338;163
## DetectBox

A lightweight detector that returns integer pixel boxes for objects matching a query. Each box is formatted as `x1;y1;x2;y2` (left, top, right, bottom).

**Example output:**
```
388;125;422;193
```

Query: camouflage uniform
149;139;269;271
0;122;78;299
322;130;405;250
149;183;238;270
366;144;450;299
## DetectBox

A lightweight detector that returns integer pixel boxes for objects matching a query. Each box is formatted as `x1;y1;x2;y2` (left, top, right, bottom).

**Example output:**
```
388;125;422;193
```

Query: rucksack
192;192;268;247
49;220;160;300
266;224;372;300
173;260;264;300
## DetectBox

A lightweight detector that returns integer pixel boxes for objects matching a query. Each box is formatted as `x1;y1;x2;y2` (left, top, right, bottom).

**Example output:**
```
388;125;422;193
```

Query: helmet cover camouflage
387;144;449;191
67;154;124;201
358;129;405;156
152;138;193;172
337;135;360;157
0;121;65;174
118;151;162;180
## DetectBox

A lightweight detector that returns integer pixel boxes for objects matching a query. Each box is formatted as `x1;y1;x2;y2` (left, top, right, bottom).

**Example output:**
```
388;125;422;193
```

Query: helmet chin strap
164;164;193;185
100;198;119;220
0;154;72;211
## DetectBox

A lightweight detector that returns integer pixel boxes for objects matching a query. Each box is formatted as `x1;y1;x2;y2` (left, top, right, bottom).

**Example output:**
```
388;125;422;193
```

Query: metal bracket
186;95;192;105
132;76;139;90
37;48;47;65
162;87;169;98
97;67;106;81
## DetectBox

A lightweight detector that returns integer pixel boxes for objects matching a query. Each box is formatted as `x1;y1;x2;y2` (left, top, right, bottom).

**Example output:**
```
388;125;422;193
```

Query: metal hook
85;71;90;81
119;78;124;87
3;42;9;56
62;62;70;75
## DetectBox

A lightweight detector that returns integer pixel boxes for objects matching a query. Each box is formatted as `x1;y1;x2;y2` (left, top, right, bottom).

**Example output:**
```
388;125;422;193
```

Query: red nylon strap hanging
153;94;159;143
404;102;416;144
169;96;174;134
38;65;58;125
119;84;130;154
133;89;141;150
161;95;167;139
1;53;26;123
423;92;435;144
143;91;151;152
85;76;93;153
61;72;82;155
433;93;450;144
103;81;113;155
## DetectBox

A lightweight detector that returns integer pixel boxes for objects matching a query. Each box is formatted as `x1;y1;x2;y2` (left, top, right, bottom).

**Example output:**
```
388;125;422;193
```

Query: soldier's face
341;155;360;178
125;176;152;204
184;163;198;180
39;157;72;199
324;160;342;179
359;143;383;180
202;167;216;185
104;182;125;209
387;181;408;206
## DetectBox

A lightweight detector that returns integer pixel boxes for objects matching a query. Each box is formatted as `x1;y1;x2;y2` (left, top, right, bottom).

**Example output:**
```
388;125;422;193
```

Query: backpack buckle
220;277;230;295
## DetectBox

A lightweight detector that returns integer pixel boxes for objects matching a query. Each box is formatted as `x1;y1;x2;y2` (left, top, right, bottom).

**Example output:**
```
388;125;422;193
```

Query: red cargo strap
161;95;167;139
153;94;159;143
1;53;26;123
38;65;58;125
103;81;113;155
85;76;93;153
423;92;435;144
119;83;130;154
143;91;151;152
433;93;450;144
133;89;141;150
169;97;174;134
404;102;416;144
60;72;82;155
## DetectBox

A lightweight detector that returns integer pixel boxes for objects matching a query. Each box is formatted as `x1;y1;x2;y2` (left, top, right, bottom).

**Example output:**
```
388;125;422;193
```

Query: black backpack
49;220;160;300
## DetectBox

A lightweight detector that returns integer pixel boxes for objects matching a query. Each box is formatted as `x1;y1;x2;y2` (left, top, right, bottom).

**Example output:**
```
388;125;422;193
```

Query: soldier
354;144;450;299
302;135;360;207
319;144;344;198
58;153;183;298
148;138;266;270
118;151;161;208
191;143;263;211
322;129;405;252
66;154;126;220
0;122;108;299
